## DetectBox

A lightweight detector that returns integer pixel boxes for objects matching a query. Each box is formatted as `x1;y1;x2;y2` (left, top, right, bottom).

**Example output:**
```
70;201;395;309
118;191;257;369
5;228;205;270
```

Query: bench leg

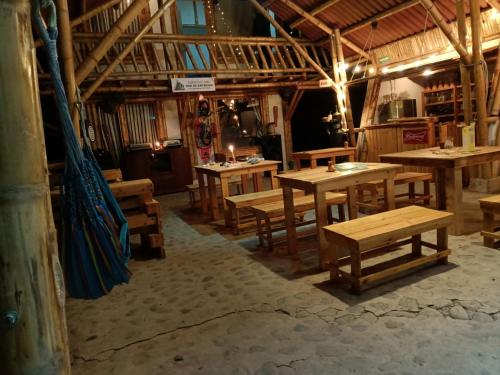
483;211;495;248
351;251;362;295
233;207;241;235
423;180;431;206
265;217;273;252
409;182;416;201
338;204;346;222
327;204;333;224
370;188;379;213
412;234;422;257
436;227;448;265
255;215;265;248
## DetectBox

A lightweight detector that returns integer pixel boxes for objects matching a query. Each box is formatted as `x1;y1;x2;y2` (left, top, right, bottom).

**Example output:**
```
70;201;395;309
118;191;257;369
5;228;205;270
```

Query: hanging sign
171;77;216;93
403;129;429;145
319;79;334;88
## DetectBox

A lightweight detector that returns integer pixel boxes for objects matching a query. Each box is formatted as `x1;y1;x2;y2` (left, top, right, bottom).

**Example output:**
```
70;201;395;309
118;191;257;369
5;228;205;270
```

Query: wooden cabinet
122;147;193;195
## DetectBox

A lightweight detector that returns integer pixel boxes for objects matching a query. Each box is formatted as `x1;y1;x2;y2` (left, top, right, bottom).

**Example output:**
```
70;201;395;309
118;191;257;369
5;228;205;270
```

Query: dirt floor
68;184;500;375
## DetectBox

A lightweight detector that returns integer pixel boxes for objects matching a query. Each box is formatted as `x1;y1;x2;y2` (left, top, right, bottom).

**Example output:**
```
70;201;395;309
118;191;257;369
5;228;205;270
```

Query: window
177;0;206;27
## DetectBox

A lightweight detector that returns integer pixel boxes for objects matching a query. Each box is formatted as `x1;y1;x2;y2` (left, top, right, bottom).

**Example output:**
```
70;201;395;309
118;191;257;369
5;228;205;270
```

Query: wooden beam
56;0;80;136
82;0;176;101
1;0;71;373
342;0;420;35
278;0;371;61
456;0;473;126
290;0;342;29
70;0;122;28
248;0;339;92
487;0;500;11
419;0;471;64
75;0;149;85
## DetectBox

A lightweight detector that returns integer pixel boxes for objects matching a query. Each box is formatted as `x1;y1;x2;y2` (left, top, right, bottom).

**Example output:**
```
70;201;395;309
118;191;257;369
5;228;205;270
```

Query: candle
228;144;235;162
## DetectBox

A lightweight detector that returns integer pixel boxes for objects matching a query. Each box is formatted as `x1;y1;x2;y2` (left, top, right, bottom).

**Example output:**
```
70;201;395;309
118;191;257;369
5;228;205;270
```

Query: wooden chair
479;195;500;248
323;205;453;294
252;192;346;251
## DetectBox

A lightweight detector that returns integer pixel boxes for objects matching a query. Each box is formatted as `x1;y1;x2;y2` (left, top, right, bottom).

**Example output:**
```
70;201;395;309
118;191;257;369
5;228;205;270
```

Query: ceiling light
422;69;434;76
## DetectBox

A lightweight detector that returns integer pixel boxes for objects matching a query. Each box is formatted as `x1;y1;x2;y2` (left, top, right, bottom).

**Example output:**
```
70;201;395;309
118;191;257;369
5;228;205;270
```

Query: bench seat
252;192;346;251
323;205;453;294
479;195;500;248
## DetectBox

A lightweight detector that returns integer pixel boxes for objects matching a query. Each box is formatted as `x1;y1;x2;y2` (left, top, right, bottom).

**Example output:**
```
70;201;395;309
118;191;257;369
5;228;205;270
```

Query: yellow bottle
462;122;476;152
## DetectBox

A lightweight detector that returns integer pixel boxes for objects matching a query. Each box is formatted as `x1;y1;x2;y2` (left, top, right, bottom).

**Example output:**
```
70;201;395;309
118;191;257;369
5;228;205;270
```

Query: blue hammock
34;0;130;299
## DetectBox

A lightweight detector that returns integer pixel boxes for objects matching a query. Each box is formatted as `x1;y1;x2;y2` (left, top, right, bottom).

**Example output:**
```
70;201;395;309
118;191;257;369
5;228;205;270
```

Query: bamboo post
456;0;473;126
82;0;176;101
56;0;80;136
75;0;150;85
248;0;340;93
419;0;471;64
471;0;491;178
0;1;71;374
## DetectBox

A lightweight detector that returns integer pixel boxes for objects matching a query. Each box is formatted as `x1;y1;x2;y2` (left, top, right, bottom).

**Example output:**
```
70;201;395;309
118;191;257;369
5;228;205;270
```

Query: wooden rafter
342;0;420;35
486;0;500;11
70;0;122;28
290;0;342;29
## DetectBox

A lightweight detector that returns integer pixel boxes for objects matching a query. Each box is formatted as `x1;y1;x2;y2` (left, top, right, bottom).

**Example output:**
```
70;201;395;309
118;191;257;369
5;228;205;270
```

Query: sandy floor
67;185;500;375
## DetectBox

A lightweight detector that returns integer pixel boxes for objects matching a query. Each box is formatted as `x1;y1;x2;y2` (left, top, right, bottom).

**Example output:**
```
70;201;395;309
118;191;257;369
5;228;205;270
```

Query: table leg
220;176;231;226
253;172;263;192
270;168;278;189
241;174;249;194
197;170;208;214
283;186;297;255
314;190;330;270
435;168;446;210
445;167;463;235
384;177;396;211
346;186;357;220
437;226;449;265
310;159;317;169
207;176;219;220
348;151;355;162
294;157;301;170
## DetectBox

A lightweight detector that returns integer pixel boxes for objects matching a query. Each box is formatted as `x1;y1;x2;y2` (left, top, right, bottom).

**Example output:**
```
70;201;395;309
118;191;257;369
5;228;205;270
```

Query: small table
380;146;500;235
194;160;281;224
292;147;356;170
276;163;401;268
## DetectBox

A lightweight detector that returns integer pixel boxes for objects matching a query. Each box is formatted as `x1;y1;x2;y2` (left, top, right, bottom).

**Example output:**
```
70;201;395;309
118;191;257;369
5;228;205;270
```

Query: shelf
423;87;454;93
425;100;454;107
426;114;455;119
456;98;476;102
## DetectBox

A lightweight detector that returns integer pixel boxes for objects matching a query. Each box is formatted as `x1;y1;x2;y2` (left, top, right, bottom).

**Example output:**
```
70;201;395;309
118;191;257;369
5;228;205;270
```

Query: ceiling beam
342;0;420;35
277;0;371;61
290;0;342;29
486;0;500;11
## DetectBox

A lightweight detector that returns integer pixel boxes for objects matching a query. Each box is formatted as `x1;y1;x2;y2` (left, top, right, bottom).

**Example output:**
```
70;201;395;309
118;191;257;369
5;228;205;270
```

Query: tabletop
276;162;402;192
194;160;281;175
380;146;500;168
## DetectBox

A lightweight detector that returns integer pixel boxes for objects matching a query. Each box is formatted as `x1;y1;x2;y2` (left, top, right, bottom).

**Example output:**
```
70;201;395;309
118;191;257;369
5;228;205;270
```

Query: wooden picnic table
292;147;356;170
194;160;281;224
380;146;500;235
275;162;401;269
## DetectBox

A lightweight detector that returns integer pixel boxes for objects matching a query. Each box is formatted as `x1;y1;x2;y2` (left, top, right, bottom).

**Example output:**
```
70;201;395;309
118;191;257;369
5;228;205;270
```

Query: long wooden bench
225;188;304;234
479;195;500;248
323;205;453;294
357;172;432;213
252;192;346;251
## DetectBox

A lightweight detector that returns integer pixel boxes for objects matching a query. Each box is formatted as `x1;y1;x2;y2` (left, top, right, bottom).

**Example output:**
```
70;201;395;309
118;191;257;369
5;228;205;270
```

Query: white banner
319;79;334;88
171;77;216;93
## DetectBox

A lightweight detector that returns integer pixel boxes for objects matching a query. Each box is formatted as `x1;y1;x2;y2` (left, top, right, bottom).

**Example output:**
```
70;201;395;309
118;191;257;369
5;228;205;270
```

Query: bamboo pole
56;0;80;137
0;1;70;374
456;0;473;126
419;0;471;64
290;0;342;29
248;0;340;93
75;0;149;85
70;0;122;28
82;0;176;101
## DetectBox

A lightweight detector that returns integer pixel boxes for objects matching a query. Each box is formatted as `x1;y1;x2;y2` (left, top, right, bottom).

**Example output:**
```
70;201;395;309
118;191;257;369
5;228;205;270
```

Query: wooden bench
357;172;432;213
323;205;453;294
186;178;243;209
225;188;304;234
479;195;500;248
252;192;346;251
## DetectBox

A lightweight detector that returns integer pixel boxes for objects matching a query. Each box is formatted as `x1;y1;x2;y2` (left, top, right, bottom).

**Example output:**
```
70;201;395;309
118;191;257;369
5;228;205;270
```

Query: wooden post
419;0;471;64
0;1;70;373
56;0;80;137
247;0;340;93
75;0;150;85
82;0;176;101
456;0;473;126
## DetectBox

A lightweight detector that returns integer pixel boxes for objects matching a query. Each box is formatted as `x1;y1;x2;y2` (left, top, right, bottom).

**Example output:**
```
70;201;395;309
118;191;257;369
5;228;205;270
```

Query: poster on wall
171;77;216;93
403;129;428;145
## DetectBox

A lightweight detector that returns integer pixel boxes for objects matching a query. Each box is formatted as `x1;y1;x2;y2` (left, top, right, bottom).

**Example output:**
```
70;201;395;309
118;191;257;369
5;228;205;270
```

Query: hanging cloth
33;0;130;299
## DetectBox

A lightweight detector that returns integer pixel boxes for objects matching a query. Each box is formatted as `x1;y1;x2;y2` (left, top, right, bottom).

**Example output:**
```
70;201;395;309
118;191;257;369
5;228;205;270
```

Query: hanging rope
33;0;131;299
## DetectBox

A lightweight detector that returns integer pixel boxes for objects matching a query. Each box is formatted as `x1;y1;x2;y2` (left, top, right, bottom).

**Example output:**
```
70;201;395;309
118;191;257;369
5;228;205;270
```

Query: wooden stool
479;195;500;248
323;205;453;294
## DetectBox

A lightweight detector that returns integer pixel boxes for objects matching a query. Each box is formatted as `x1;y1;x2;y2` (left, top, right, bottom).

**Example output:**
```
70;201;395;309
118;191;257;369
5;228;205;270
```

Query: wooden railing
68;33;331;82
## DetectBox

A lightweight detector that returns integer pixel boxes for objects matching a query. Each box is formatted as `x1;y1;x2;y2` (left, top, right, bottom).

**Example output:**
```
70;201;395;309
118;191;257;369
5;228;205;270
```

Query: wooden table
194;160;281;224
275;163;401;268
380;146;500;235
292;147;356;170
